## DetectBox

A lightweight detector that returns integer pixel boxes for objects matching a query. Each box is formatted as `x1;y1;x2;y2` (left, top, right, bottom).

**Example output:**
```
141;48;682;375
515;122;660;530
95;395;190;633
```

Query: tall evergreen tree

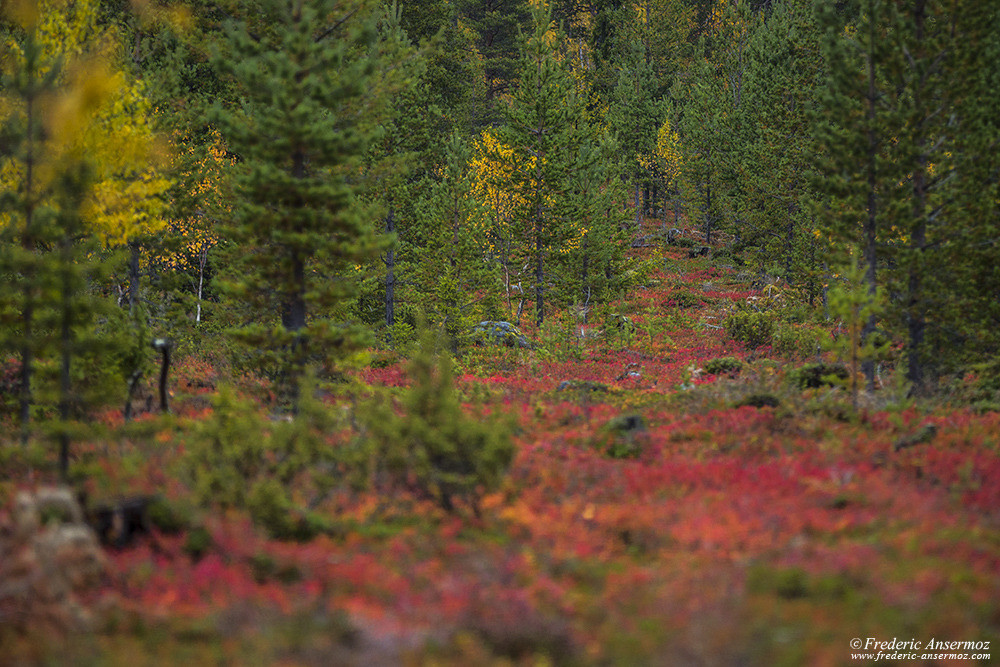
813;0;905;389
0;6;122;473
606;41;665;227
501;0;589;327
211;0;398;404
412;132;497;350
739;0;823;294
456;0;530;128
813;0;999;393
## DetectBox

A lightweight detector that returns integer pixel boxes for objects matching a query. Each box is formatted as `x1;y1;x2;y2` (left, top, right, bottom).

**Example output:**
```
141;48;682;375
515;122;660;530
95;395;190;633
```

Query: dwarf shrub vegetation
725;310;776;349
185;379;340;539
361;331;514;515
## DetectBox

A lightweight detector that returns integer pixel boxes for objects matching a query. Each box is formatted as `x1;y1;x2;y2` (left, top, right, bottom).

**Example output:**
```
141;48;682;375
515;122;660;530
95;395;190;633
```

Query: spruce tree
412;132;496;350
739;0;823;294
211;0;396;404
500;0;589;327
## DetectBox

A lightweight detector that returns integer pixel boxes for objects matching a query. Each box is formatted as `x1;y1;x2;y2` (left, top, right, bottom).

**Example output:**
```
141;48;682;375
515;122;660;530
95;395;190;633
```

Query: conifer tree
412;132;496;350
558;131;631;311
362;326;514;515
673;50;727;244
211;0;397;404
456;0;530;128
0;4;123;473
500;0;589;327
813;0;998;393
739;0;823;294
812;0;905;390
606;41;665;227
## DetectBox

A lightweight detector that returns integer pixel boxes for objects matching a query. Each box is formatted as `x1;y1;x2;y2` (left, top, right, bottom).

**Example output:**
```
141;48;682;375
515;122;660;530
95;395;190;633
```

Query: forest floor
2;225;999;666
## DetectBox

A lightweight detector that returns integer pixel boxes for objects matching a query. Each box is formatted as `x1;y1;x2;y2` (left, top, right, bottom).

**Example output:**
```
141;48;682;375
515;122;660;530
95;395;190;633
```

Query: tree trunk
634;179;642;229
861;11;879;392
704;180;713;245
58;244;73;482
127;240;140;316
535;221;545;328
196;244;208;323
20;92;36;446
906;0;929;396
384;208;396;328
20;301;33;446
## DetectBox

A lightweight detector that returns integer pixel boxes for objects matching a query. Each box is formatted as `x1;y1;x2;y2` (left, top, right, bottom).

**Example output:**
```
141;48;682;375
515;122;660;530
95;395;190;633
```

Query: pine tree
673;50;727;244
606;41;665;228
211;0;397;405
812;0;906;390
739;0;823;295
813;0;999;393
558;130;632;311
412;132;496;350
362;327;514;516
500;0;589;327
456;0;530;128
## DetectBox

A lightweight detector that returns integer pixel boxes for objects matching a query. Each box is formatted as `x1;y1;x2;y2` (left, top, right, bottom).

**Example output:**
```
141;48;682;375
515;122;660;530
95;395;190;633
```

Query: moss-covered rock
470;321;534;349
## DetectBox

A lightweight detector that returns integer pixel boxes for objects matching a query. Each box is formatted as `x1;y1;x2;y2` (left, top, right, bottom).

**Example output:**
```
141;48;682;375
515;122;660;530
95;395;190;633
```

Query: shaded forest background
2;0;998;426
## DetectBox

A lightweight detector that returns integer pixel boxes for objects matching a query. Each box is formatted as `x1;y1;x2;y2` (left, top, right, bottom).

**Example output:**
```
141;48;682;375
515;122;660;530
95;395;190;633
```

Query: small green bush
669;236;698;249
146;497;188;534
725;311;775;349
735;393;781;409
600;414;646;459
772;322;820;358
666;290;706;309
183;526;212;561
788;362;849;389
361;330;515;515
966;358;1000;411
703;357;744;376
184;377;341;539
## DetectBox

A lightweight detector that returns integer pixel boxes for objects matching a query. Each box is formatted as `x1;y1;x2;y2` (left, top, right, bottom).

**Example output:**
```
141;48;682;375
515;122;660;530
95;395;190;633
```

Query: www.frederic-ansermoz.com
850;637;991;662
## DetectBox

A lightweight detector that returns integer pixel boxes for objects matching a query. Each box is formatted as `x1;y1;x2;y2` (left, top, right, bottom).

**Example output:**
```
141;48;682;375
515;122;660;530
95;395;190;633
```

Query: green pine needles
212;0;393;406
362;328;514;516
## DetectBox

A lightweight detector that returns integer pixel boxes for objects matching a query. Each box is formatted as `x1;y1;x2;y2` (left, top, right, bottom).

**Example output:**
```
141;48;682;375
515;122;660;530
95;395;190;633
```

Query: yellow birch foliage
161;130;234;270
652;117;683;185
469;130;534;244
0;0;170;246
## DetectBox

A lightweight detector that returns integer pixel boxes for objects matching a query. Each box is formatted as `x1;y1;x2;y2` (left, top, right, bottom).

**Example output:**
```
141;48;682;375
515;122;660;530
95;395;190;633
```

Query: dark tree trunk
127;240;140;315
58;243;73;482
861;15;879;392
704;181;713;245
20;93;36;446
384;208;396;328
20;301;33;446
634;179;642;229
906;0;929;396
157;341;171;413
535;222;544;328
282;252;307;334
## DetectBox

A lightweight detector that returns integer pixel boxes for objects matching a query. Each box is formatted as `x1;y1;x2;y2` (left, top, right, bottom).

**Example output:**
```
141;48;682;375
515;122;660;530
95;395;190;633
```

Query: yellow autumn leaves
469;130;592;254
0;0;171;246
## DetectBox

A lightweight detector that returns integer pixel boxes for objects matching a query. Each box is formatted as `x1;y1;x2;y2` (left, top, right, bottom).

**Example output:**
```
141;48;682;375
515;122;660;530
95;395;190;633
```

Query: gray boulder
470;321;534;349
